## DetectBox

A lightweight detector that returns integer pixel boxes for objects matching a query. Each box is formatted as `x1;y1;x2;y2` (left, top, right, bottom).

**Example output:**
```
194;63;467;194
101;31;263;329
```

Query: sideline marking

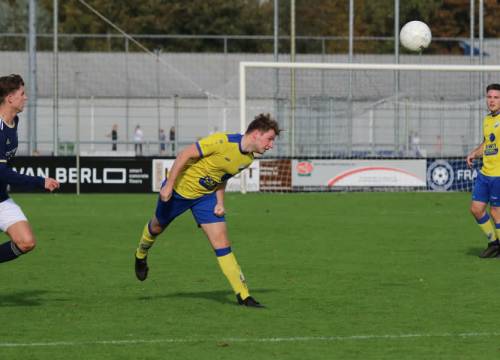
1;332;500;348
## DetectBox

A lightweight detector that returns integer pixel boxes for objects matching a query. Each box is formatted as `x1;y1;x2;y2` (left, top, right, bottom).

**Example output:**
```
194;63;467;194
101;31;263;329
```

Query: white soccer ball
400;21;432;52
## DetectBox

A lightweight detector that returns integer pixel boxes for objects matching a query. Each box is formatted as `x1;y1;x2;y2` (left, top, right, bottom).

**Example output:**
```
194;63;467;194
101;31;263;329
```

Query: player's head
486;83;500;114
0;74;27;113
245;113;281;154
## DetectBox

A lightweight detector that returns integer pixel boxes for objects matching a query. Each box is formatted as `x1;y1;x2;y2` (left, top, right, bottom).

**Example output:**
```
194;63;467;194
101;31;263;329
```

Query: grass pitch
1;192;500;359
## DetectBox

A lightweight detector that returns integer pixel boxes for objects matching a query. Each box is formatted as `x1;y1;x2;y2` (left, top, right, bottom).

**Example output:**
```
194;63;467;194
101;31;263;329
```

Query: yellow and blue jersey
481;113;500;176
173;133;254;199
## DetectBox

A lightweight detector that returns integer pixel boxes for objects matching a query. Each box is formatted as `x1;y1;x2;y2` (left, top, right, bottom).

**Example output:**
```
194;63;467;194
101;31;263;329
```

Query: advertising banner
292;159;427;188
9;156;474;193
259;159;292;191
10;157;151;193
426;158;476;191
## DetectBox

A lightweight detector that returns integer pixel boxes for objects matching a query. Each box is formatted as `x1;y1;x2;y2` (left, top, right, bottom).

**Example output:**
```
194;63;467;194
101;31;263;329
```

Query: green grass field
1;192;500;359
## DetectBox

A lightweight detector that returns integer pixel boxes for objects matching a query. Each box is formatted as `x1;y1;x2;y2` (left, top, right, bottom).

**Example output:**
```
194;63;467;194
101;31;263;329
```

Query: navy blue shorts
155;186;225;228
472;172;500;206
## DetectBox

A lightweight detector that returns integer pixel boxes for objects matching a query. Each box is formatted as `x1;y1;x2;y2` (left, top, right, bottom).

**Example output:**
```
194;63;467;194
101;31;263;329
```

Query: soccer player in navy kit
134;114;280;308
0;74;59;263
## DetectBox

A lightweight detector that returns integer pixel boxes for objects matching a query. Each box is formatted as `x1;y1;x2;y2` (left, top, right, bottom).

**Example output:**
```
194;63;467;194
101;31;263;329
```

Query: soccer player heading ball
135;113;280;308
0;74;59;264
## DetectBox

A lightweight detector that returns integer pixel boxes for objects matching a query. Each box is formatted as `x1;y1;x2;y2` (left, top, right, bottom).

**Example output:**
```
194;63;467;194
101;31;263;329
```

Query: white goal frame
238;61;500;193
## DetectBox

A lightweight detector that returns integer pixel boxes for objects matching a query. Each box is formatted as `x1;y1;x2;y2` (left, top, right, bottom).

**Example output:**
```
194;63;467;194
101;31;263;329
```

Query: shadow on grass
138;288;276;306
466;247;485;257
0;290;57;307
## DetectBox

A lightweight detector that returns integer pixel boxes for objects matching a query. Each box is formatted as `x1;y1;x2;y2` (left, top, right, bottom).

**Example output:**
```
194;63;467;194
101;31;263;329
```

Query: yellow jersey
173;133;254;199
481;113;500;176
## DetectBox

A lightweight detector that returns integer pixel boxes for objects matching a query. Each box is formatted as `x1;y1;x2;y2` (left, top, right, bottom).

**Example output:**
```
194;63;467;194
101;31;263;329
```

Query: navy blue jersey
0;116;44;201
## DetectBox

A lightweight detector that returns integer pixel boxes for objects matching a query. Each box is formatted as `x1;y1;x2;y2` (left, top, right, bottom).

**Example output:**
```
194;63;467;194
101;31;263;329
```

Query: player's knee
213;238;230;249
470;206;483;218
149;223;163;235
16;235;36;253
149;218;166;235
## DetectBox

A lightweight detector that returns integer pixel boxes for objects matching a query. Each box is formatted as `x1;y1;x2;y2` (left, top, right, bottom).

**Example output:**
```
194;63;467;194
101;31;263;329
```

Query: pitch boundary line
1;332;500;348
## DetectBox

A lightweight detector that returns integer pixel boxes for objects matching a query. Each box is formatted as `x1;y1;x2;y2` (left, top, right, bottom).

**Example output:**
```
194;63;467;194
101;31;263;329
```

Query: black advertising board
9;157;152;193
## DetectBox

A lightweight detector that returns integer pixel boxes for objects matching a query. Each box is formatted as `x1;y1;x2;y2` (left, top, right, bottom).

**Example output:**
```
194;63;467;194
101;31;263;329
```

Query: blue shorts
155;184;225;228
472;172;500;206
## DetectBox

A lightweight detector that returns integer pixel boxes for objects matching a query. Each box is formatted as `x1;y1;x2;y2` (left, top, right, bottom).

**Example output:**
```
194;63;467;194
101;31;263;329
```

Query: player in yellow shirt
134;113;280;307
467;83;500;258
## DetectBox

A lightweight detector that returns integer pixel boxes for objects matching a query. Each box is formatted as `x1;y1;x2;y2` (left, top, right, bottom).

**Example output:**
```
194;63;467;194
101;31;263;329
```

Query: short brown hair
487;83;500;92
0;74;24;105
245;113;281;135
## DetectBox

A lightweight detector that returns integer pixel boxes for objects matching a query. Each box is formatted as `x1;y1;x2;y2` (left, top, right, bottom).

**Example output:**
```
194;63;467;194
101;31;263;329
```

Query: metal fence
1;33;499;158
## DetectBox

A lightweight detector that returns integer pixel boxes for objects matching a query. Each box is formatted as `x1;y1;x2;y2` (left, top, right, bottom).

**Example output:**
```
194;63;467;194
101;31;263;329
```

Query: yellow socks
476;213;497;243
215;247;250;300
135;222;157;259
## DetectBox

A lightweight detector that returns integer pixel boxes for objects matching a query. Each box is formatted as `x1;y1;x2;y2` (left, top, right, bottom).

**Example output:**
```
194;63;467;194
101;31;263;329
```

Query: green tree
0;0;52;50
39;0;274;52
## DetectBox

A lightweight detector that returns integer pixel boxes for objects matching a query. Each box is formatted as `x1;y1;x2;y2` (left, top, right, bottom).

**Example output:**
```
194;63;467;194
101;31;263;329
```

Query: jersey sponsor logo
484;143;498;156
427;160;454;191
5;138;10;145
199;173;234;190
199;176;218;190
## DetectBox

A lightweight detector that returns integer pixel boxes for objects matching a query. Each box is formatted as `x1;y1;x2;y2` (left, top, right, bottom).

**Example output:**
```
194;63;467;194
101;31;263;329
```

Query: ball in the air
400;21;432;52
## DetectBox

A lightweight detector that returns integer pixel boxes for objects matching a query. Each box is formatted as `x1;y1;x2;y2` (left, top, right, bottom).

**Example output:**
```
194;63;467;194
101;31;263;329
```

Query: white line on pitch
1;332;500;348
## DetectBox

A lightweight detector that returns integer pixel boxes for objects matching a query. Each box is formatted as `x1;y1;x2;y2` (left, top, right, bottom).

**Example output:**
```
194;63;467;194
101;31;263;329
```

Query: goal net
238;61;500;193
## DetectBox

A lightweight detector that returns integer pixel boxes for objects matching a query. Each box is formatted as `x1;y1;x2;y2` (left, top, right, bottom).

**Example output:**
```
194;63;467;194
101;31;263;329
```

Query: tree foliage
1;0;499;53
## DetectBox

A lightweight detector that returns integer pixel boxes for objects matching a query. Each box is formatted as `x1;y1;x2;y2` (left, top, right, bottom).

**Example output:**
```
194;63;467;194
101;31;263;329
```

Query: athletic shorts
155;182;225;228
0;198;28;232
472;172;500;206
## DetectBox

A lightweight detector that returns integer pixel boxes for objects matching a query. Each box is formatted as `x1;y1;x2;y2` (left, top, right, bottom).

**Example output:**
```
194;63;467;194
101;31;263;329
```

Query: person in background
159;128;166;155
107;124;118;151
134;125;144;156
169;126;176;154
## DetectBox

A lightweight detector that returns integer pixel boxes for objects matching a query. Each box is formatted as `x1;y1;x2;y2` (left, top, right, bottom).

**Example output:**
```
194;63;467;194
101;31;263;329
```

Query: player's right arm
466;141;484;168
160;143;200;201
0;163;59;191
0;131;59;191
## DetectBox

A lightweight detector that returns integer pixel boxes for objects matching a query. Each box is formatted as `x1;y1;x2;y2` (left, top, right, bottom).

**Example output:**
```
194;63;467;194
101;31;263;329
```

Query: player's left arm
214;182;227;217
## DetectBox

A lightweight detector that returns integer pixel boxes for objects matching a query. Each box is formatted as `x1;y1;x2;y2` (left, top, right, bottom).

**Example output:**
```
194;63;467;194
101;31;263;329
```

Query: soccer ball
400;21;432;52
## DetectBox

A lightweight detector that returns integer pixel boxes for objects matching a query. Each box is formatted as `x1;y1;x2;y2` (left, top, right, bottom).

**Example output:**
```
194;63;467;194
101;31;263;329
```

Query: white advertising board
292;159;427;187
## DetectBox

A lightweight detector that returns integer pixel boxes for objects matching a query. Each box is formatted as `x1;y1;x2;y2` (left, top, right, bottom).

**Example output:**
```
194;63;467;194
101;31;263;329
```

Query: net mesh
240;63;495;192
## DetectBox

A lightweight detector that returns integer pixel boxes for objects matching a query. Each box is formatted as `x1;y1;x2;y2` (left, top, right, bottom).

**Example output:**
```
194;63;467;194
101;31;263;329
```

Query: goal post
237;61;500;193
